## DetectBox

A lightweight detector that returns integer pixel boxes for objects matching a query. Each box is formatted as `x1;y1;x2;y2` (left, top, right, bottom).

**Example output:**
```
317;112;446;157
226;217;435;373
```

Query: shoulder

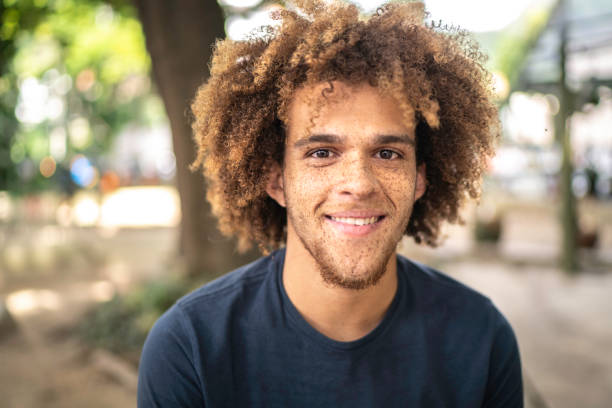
397;255;492;308
142;250;281;364
138;251;282;406
176;250;281;315
396;256;523;404
397;255;515;338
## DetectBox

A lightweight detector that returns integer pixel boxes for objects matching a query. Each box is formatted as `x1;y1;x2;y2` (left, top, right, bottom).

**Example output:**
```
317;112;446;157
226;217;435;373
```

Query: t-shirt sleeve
482;305;524;408
137;304;205;407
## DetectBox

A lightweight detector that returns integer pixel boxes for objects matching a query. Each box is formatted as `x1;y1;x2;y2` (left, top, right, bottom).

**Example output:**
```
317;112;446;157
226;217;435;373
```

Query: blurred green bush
79;277;191;362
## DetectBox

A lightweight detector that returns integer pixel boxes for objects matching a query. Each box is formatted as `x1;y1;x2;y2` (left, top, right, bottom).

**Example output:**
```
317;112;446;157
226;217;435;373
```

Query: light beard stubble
290;212;404;290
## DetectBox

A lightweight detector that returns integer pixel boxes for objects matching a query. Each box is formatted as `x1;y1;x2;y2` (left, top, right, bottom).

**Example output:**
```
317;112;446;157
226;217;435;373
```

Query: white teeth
329;216;379;225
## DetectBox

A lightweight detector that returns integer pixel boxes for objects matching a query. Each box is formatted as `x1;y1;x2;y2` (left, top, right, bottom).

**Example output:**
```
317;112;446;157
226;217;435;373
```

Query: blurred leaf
491;6;552;91
1;0;157;194
79;277;191;353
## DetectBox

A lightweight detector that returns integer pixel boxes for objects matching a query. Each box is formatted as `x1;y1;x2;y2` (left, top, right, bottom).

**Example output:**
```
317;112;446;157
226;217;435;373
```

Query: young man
138;1;523;407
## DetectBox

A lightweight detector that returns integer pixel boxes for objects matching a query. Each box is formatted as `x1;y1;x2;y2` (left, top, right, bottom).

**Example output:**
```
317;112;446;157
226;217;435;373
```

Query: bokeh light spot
49;127;67;160
72;192;100;226
39;156;57;178
0;191;14;221
10;142;26;163
68;117;92;149
99;171;121;194
70;155;98;188
76;69;96;92
6;289;62;315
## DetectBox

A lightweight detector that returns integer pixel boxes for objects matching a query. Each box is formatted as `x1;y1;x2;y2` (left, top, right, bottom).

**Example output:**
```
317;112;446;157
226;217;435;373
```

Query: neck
282;233;398;342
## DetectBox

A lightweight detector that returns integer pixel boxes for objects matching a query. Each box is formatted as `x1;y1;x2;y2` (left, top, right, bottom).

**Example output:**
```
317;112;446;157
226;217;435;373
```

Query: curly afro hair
191;0;499;253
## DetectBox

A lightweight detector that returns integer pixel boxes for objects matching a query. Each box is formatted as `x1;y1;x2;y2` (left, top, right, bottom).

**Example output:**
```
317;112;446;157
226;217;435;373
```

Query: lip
324;212;386;237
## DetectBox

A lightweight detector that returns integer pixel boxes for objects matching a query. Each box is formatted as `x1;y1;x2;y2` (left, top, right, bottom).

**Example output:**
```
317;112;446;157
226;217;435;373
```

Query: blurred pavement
0;221;611;407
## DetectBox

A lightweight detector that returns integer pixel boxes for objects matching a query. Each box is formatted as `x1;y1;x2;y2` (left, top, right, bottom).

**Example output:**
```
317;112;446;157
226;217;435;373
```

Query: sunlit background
1;0;611;407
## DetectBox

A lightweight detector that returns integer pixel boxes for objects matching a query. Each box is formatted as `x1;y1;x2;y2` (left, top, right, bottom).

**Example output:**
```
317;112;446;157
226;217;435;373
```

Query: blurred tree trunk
557;0;579;273
0;297;18;340
134;0;257;278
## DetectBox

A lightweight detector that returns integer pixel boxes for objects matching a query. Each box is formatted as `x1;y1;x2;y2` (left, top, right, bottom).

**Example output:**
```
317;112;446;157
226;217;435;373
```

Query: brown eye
311;149;331;158
377;149;398;160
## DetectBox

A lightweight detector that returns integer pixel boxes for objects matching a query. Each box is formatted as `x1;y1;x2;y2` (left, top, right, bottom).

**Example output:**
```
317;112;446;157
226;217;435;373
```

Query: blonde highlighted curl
191;0;499;253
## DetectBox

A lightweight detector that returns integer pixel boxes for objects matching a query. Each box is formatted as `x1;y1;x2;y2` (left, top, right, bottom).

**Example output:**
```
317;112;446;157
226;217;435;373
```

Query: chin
316;252;391;290
288;212;404;290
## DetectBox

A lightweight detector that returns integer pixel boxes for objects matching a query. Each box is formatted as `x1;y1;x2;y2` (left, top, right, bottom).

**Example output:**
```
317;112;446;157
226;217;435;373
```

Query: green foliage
0;0;162;195
491;6;552;90
79;277;191;353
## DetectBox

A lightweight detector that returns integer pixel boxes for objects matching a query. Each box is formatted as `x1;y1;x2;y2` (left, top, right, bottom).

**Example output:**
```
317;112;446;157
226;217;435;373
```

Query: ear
415;164;427;201
265;161;286;207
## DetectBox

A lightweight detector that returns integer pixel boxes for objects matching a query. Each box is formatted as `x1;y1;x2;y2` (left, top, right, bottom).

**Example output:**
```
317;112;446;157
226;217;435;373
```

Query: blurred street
443;260;612;408
0;226;176;408
1;215;611;408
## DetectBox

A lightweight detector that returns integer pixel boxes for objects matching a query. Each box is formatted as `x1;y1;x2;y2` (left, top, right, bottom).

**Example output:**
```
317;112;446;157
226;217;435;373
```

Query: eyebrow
293;133;415;149
374;134;415;146
293;134;342;149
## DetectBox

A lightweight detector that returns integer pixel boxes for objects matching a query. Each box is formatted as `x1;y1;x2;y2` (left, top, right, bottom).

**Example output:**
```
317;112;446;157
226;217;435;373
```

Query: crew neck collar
272;248;403;351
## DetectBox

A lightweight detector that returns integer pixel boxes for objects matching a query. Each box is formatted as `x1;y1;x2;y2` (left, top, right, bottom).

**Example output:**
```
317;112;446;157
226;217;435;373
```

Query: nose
335;155;379;198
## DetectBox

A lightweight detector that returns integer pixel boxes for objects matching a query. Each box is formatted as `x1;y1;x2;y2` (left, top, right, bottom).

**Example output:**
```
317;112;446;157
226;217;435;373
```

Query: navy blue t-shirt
138;249;523;407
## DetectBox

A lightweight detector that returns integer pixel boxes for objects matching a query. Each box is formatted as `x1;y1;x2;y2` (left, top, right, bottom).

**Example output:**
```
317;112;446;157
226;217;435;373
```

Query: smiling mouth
325;215;384;226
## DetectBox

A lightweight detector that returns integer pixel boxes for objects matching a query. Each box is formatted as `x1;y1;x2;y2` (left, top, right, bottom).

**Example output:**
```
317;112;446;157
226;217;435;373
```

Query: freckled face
269;82;426;290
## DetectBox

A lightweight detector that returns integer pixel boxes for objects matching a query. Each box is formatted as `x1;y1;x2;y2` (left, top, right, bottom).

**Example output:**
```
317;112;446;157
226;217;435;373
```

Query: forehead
285;81;416;141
